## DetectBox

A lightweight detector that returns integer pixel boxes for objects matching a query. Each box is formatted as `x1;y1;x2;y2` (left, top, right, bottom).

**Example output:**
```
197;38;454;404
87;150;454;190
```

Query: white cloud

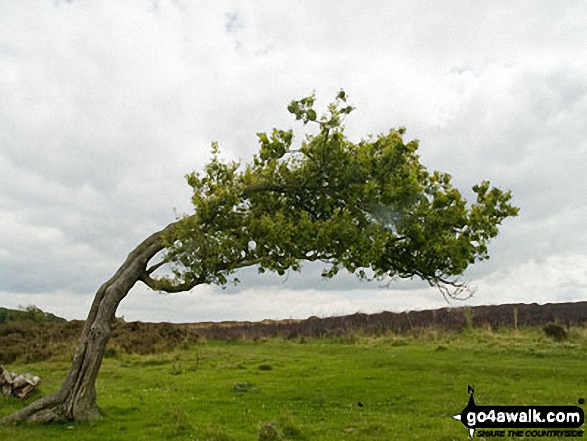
117;283;448;323
472;253;587;306
1;1;586;321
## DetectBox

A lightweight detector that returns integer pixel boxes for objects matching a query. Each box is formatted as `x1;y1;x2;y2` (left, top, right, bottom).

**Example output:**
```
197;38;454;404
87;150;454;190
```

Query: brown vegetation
1;302;586;365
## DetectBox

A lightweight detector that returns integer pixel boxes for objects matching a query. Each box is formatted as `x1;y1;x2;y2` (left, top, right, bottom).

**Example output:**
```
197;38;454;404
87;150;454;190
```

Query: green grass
1;328;586;440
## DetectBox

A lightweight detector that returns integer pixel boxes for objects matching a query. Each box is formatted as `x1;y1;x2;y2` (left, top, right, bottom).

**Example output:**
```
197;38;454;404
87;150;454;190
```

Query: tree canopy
0;90;519;425
143;91;518;298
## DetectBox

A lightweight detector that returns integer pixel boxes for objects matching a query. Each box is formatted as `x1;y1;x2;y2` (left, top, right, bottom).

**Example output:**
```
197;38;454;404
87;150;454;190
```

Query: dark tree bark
0;224;176;424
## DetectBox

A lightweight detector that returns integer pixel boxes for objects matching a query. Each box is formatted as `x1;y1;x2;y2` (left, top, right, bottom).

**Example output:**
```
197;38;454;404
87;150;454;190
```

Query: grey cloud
2;2;587;321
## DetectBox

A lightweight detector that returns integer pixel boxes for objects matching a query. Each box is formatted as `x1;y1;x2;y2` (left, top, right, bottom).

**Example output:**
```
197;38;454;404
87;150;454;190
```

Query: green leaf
168;90;518;299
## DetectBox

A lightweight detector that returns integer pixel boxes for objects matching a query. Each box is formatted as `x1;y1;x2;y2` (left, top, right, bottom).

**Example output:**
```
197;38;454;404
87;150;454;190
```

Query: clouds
1;1;586;321
422;62;587;272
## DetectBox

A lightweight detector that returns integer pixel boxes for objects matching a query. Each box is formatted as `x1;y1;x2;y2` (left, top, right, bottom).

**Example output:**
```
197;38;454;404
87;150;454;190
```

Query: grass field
1;328;586;440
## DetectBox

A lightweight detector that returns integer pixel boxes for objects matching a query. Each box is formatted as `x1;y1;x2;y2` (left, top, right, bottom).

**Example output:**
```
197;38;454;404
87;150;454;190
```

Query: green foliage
543;323;568;341
233;381;257;394
0;306;66;325
258;422;283;441
160;91;518;296
2;331;586;440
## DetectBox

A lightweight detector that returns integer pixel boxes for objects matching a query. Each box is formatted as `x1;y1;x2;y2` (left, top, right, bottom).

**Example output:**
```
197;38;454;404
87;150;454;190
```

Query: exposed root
0;389;101;425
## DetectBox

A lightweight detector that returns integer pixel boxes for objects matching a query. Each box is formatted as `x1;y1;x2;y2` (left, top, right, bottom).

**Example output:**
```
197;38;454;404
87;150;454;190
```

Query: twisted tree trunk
0;226;173;424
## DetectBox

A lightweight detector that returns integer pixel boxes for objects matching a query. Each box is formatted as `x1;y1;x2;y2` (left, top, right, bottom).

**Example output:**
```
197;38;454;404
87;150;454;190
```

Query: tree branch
146;260;167;275
139;273;204;293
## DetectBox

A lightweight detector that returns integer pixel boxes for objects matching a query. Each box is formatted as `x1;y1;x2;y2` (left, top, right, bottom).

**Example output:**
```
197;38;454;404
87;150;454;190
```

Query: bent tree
1;91;518;424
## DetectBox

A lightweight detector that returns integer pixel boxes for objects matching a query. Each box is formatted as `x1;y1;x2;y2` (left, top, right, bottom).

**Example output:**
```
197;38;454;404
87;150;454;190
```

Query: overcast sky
1;1;586;322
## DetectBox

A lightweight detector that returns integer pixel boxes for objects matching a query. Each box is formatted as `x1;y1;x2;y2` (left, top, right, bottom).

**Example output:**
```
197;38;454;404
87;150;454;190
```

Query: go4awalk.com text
453;387;585;438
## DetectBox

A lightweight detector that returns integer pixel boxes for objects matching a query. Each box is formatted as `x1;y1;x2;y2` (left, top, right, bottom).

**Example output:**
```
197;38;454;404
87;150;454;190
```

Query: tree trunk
0;227;170;424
